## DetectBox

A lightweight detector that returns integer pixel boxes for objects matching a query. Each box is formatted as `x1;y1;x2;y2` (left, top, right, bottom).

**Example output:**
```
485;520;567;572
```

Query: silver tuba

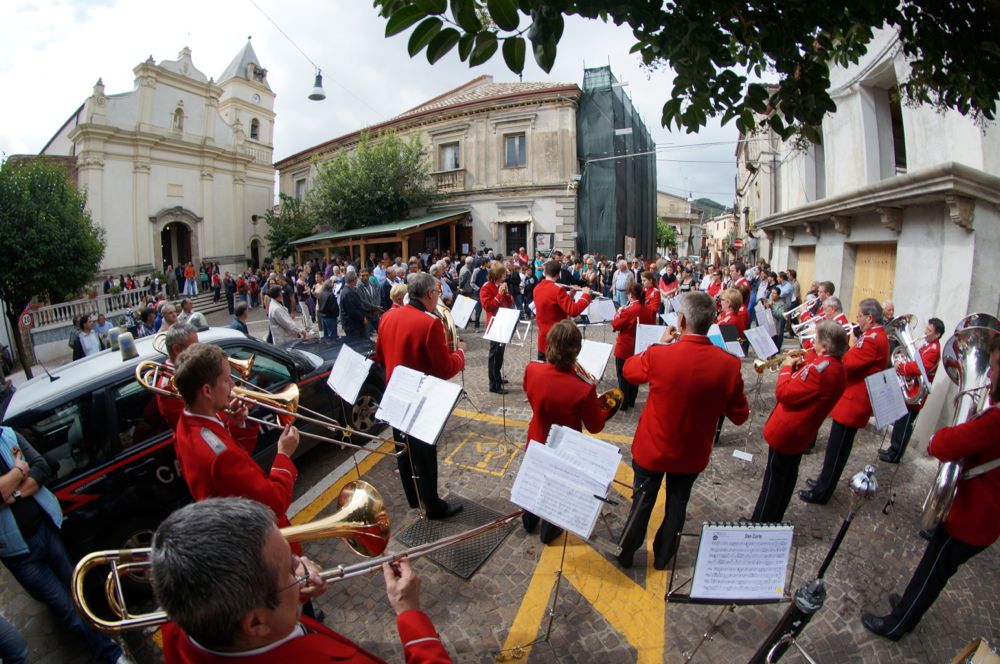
919;313;999;537
886;314;931;405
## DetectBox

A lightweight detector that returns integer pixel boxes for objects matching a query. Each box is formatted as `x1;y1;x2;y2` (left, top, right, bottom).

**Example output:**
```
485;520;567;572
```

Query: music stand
484;308;523;444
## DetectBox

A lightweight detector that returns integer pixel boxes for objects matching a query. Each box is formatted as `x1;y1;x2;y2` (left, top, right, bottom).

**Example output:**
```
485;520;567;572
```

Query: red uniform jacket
830;325;889;428
898;339;940;409
479;280;514;327
643;286;661;320
162;612;451;664
611;301;653;359
375;304;464;383
706;281;722;301
173;411;294;521
763;355;846;454
523;362;609;448
624;335;749;473
716;310;744;340
532;279;591;354
927;406;1000;547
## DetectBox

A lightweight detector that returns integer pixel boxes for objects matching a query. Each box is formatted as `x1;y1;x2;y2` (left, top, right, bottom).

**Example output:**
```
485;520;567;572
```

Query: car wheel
347;383;382;444
103;516;161;593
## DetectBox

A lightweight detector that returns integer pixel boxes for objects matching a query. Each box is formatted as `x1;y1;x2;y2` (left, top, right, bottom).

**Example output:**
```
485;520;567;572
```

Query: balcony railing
29;287;152;330
432;169;466;191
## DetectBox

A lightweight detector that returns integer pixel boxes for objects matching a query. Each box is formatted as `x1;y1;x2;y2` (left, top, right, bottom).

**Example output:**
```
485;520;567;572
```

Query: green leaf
408;17;443;56
385;5;428;37
487;0;519;31
413;0;446;13
502;35;526;73
450;0;482;32
469;31;498;66
457;32;476;60
531;35;557;73
426;28;461;64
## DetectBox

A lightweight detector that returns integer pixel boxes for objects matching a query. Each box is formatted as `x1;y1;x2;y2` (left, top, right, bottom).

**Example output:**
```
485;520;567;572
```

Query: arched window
250;118;260;140
173;107;184;132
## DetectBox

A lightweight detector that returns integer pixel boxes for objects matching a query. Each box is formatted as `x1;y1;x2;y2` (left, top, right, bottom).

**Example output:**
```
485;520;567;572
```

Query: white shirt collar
188;623;307;658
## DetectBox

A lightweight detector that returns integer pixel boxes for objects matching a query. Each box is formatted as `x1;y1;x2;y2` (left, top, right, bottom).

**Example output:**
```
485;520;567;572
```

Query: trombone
135;361;404;457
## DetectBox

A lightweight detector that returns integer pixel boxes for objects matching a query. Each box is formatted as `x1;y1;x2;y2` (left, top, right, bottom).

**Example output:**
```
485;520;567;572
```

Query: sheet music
865;368;909;429
707;324;728;351
375;366;461;445
537;473;604;538
375;393;412;430
585;298;618;323
326;344;373;404
483;307;520;344
635;323;669;355
450;295;477;329
755;304;777;337
660;312;678;328
690;523;794;600
745;326;779;359
576;340;613;383
546;425;621;488
725;341;745;357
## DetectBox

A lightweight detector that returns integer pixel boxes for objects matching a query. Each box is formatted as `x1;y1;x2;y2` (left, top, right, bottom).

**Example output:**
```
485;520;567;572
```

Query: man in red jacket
532;260;592;361
800;298;889;505
154;497;452;663
862;333;1000;640
479;262;514;394
617;291;749;570
880;317;944;463
750;321;848;523
375;273;466;519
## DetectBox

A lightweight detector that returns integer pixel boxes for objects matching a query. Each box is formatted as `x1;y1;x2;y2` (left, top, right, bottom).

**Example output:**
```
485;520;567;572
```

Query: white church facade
41;42;276;277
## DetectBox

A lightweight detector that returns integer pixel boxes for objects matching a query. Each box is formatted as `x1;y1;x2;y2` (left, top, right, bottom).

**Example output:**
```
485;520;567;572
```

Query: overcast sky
2;0;738;205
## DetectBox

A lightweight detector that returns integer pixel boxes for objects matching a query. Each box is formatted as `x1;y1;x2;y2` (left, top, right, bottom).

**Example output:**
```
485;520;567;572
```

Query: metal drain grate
395;497;517;579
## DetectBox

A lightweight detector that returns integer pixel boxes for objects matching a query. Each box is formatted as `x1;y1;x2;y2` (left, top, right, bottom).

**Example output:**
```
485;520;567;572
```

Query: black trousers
881;527;986;637
887;408;919;461
521;511;564;544
393;429;447;515
615;358;639;408
618;460;698;568
751;448;802;523
488;341;505;390
810;421;858;503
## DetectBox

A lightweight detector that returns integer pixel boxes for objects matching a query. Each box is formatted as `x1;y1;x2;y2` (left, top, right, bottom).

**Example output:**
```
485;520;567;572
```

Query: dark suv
0;328;385;562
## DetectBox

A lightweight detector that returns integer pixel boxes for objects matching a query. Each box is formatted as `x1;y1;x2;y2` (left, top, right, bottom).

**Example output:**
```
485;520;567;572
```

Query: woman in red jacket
522;320;611;543
640;271;661;320
612;284;654;412
750;321;848;523
479;263;514;394
715;288;744;339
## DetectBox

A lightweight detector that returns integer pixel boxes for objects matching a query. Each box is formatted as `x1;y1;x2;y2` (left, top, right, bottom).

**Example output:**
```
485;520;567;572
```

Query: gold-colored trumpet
134;360;402;457
573;362;625;420
754;349;806;374
72;481;392;633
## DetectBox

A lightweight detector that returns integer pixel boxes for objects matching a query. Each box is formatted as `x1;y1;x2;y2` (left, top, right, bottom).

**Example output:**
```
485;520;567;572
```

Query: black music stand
485;309;524;446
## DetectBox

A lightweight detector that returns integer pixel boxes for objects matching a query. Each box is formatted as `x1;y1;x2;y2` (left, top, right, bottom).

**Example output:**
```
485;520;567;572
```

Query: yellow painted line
501;462;668;662
290;441;394;524
452;408;633;445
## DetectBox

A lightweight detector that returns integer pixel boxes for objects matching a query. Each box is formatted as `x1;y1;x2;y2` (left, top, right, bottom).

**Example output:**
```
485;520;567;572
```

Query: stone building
276;75;585;259
39;41;275;276
656;191;703;257
739;27;1000;442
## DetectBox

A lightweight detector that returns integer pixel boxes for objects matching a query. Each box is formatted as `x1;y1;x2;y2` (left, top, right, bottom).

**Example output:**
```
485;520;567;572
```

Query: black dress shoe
805;479;819;489
861;612;902;641
888;593;901;610
798;489;827;505
501;378;509;384
616;551;634;569
652;558;669;571
490;388;508;395
879;451;900;464
427;502;463;520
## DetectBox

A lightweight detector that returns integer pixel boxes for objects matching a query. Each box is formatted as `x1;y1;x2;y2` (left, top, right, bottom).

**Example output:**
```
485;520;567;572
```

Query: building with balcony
37;41;275;276
741;27;1000;441
656;191;703;258
276;75;586;260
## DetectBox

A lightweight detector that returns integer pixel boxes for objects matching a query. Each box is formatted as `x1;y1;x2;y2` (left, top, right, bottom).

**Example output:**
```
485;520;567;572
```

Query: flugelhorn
573;362;625;420
753;349;805;374
134;361;403;457
783;295;817;320
72;481;392;633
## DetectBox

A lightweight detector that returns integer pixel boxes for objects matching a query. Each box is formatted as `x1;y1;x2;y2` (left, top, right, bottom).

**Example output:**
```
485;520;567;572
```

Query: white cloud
1;0;736;204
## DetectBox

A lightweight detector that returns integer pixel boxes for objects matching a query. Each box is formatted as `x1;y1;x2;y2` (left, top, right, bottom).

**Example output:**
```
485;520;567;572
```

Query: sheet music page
725;341;745;357
707;324;728;351
546;425;621;489
483;307;520;343
326;344;373;405
690;523;794;600
661;312;678;328
746;326;779;359
406;374;462;445
865;368;910;429
375;393;412;430
536;473;603;539
755;304;777;337
450;295;477;329
635;323;668;355
576;340;613;383
585;298;617;323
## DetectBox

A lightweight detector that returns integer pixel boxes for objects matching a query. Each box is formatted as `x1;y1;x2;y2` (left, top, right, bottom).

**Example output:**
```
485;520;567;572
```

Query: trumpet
783;296;818;320
754;349;806;374
573;361;625;420
135;361;403;457
798;322;854;341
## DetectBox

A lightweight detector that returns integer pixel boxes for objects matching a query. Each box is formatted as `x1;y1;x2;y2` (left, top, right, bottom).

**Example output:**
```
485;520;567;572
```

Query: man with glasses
800;299;889;505
154;498;450;662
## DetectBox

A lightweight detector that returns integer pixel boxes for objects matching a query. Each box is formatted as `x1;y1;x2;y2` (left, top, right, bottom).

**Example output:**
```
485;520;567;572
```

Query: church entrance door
161;223;192;271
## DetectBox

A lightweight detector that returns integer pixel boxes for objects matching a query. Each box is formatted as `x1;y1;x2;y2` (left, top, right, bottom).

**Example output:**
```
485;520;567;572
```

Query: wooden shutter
849;243;896;314
793;246;815;294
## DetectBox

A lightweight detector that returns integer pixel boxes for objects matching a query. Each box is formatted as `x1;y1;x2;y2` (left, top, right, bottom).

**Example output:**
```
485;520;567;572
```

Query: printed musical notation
690;523;794;601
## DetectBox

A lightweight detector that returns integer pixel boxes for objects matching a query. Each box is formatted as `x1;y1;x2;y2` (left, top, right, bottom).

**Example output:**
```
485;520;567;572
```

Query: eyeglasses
278;555;310;593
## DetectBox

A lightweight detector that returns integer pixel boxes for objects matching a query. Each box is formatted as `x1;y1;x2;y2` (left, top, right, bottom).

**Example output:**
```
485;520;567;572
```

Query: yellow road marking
444;431;520;476
291;441;394;524
452;408;633;445
500;463;668;662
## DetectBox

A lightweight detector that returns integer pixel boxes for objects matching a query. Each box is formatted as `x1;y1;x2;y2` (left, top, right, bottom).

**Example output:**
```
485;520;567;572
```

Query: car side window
112;378;170;449
225;346;293;391
16;396;108;482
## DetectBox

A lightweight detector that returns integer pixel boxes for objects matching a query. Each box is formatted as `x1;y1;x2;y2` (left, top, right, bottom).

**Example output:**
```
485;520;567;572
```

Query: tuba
435;301;460;351
886;314;931;405
919;314;999;537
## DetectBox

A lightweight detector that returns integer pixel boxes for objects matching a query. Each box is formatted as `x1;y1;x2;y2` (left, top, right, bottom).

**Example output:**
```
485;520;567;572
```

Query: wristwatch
11;490;22;503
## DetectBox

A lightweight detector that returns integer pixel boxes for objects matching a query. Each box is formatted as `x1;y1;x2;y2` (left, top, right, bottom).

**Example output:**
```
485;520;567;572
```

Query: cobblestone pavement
2;311;997;663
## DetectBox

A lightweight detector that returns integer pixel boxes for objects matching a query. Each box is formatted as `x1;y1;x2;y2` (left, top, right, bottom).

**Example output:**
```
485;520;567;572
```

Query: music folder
374;366;461;446
450;294;477;329
326;344;373;405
